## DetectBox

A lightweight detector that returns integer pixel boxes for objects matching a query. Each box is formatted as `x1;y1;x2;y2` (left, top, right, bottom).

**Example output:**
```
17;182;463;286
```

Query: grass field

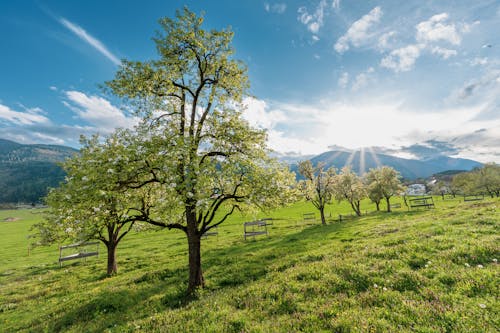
0;197;498;332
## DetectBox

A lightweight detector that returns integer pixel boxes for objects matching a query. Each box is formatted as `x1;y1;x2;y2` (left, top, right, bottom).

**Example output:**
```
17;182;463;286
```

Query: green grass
0;197;499;332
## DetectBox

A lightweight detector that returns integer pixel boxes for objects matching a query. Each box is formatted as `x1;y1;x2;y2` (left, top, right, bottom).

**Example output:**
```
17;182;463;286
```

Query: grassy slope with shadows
0;197;498;332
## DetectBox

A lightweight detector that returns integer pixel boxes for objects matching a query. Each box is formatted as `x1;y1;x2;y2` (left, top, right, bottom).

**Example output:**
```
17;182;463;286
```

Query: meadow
0;197;498;332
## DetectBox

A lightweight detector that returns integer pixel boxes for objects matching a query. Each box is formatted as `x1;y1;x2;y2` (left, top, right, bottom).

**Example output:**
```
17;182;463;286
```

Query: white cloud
470;57;488;66
430;46;457;59
332;0;341;10
264;3;287;14
298;0;328;34
416;13;461;45
63;91;138;132
380;44;421;72
242;97;287;130
59;18;120;65
240;94;500;162
352;67;375;91
338;72;349;88
0;104;50;126
49;86;58;91
334;6;383;53
377;31;396;51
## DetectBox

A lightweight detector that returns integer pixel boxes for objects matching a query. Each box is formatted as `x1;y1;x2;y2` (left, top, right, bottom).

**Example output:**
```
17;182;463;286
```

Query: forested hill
0;139;77;204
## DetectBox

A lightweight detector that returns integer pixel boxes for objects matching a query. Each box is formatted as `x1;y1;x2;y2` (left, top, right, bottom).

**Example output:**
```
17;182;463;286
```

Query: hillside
289;149;482;180
0;139;77;203
0;199;498;332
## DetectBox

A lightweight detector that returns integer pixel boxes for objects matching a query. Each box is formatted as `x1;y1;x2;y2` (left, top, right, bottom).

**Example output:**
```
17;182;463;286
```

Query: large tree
105;8;294;292
333;166;366;216
33;134;151;275
297;160;336;225
365;166;404;212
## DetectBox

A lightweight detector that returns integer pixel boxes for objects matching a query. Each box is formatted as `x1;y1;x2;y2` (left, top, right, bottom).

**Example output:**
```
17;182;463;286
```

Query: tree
476;163;500;197
366;177;384;211
365;166;404;212
105;8;295;293
297;160;336;224
333;166;366;216
452;171;478;195
32;134;150;275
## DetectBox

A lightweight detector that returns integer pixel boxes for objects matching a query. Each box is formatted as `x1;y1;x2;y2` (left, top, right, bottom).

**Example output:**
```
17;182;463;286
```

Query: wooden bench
59;242;99;267
201;225;218;239
244;220;268;240
303;213;316;223
464;194;484;202
409;196;435;209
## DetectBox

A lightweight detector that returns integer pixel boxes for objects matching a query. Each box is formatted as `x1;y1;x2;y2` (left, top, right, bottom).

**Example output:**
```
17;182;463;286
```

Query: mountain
0;139;78;204
289;149;482;180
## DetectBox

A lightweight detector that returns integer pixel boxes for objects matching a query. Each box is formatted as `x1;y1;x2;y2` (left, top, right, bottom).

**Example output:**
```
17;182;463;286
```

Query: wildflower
479;303;486;309
477;264;484;268
493;258;497;263
383;287;388;291
465;263;470;267
373;284;378;288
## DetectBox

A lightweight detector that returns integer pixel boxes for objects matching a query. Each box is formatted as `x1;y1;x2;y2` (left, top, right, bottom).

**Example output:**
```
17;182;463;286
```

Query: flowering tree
33;134;154;275
365;166;404;212
333;166;366;216
297;160;336;225
105;8;295;292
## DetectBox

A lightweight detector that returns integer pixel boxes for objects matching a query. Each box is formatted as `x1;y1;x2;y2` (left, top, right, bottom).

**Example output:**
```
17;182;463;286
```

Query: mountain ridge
287;149;482;180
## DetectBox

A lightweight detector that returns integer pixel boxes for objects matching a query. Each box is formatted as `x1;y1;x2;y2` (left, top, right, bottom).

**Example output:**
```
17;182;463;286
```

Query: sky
0;0;499;163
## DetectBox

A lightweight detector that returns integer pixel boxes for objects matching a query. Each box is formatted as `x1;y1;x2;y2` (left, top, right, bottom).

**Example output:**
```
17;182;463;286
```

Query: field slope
0;198;498;332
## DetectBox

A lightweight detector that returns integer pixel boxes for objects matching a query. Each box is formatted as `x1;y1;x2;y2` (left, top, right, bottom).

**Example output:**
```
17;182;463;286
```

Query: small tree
452;172;478;195
366;179;384;211
333;166;366;216
365;166;404;212
33;134;150;275
297;160;336;224
105;8;295;293
476;163;500;197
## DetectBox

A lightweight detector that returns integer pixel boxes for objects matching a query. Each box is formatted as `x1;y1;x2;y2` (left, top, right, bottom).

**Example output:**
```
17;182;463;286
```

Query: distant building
406;184;426;196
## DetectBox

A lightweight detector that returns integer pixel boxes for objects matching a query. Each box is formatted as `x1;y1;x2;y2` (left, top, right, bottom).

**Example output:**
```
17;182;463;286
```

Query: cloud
63;91;138;132
334;6;383;53
59;17;120;65
239;95;499;162
430;46;457;59
379;13;476;73
377;31;396;51
351;67;375;91
416;13;461;45
332;0;341;10
298;0;328;34
264;2;287;14
338;72;349;88
0;103;50;126
380;44;421;72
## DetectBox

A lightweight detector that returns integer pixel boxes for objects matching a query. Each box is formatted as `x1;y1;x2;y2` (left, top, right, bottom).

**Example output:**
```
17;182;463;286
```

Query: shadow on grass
46;207;438;331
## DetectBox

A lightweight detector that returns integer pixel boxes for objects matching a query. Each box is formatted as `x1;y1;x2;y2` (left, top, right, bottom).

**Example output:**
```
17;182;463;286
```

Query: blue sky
1;0;499;162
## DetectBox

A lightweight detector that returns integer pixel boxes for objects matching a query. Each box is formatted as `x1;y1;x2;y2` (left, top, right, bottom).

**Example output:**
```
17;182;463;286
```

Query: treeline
431;163;500;198
298;161;404;224
0;161;66;204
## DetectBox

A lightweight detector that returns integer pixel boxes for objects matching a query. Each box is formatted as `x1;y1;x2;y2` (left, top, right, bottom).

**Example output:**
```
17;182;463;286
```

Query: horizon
1;1;499;163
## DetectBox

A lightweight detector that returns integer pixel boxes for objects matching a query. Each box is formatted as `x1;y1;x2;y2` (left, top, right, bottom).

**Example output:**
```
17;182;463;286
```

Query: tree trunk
386;197;391;212
375;201;380;211
106;242;118;276
319;206;326;225
350;201;361;216
186;209;204;293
